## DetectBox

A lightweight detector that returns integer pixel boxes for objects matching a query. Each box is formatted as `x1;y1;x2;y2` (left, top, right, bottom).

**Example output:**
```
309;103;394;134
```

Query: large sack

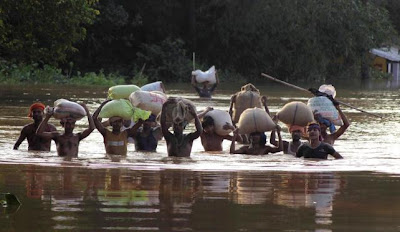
129;90;167;115
232;83;262;123
192;65;216;84
307;96;343;126
108;85;140;99
162;97;197;125
318;84;336;98
205;109;234;136
276;101;314;127
237;108;276;134
141;81;166;93
53;99;86;120
99;99;151;121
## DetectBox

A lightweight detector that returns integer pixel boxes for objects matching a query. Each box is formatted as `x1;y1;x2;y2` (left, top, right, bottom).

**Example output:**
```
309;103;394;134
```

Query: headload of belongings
108;85;140;100
191;66;217;84
129;90;167;116
232;83;262;123
276;101;314;127
205;109;234;136
99;99;151;122
141;81;166;93
237;108;276;134
52;99;86;120
161;97;197;126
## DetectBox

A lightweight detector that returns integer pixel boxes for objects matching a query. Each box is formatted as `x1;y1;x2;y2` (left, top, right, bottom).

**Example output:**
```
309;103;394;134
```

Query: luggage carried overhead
52;99;86;120
232;83;262;123
277;101;314;127
99;99;151;122
141;81;166;93
191;66;217;84
108;85;140;99
237;108;276;134
129;90;167;115
205;109;234;136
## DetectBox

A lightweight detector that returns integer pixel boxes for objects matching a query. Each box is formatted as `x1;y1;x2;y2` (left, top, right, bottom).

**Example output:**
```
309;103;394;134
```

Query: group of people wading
14;78;349;160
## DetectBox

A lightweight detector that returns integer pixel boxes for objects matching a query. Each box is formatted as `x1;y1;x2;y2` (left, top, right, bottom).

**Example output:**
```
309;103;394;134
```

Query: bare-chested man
230;126;283;155
36;103;94;157
160;99;202;157
14;103;56;151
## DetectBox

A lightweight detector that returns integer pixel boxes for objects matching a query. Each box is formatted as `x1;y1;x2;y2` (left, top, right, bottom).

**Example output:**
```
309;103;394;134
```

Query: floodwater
1;82;400;231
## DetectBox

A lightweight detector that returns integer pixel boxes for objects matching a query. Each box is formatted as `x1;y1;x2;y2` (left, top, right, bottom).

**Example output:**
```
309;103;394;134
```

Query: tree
0;0;98;66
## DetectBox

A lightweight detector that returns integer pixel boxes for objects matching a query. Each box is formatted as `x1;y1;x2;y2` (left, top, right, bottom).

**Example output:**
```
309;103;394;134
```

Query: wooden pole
261;73;382;118
193;52;196;70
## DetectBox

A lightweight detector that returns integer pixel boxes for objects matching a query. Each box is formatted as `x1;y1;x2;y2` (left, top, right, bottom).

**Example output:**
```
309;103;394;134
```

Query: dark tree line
0;0;399;83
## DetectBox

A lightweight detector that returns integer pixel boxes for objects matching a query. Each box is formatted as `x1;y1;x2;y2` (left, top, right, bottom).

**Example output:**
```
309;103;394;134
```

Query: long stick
193;52;196;70
261;73;382;118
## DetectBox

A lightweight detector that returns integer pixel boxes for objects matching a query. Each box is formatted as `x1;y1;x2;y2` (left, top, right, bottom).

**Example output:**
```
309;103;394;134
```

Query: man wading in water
36;103;94;157
160;98;202;157
191;73;219;98
14;103;57;151
296;122;343;159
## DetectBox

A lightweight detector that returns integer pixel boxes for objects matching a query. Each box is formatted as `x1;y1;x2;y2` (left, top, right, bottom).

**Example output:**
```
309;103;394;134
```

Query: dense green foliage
0;0;399;84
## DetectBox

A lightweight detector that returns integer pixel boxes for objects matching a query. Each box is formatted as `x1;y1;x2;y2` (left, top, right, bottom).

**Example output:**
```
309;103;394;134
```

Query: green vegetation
0;0;399;85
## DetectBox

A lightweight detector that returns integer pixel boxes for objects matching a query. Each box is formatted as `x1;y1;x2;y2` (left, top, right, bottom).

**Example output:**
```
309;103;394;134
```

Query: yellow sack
99;99;150;121
277;101;314;127
237;108;276;134
108;85;140;99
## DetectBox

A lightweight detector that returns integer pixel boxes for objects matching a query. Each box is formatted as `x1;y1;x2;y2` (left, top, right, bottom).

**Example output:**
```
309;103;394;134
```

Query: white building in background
370;46;400;87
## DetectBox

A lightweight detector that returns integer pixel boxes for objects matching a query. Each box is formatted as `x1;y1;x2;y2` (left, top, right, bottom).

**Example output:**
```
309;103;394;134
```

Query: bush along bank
0;62;148;86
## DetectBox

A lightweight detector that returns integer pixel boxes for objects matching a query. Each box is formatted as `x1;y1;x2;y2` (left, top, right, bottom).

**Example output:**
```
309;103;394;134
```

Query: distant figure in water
191;73;219;98
296;122;343;159
93;99;143;156
36;103;94;157
160;98;202;157
230;126;283;155
14;103;57;151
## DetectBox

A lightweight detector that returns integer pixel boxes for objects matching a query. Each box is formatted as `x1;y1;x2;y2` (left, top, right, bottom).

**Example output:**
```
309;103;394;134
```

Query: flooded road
1;82;400;231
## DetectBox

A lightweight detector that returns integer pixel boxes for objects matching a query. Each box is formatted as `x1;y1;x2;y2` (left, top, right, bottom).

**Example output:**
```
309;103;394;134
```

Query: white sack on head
191;65;216;84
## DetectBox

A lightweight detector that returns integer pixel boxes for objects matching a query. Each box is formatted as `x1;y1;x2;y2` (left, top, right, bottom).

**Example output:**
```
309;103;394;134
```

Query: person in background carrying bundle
160;98;202;157
191;72;219;98
230;125;283;155
93;100;143;156
14;103;57;151
296;122;343;159
36;103;94;157
309;88;350;145
133;114;162;152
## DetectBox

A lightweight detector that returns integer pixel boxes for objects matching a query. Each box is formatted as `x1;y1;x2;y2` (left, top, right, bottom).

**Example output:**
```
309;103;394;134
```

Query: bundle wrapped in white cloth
191;65;216;84
52;99;86;120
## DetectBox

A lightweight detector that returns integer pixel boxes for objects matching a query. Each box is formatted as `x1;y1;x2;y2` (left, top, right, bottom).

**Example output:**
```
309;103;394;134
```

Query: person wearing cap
160;98;202;157
230;125;283;155
93;99;144;156
133;114;162;152
36;103;94;157
14;103;57;151
270;124;306;155
296;122;343;159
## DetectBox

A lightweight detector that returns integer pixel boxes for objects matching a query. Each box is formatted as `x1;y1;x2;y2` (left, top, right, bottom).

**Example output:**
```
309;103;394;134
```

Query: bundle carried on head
129;90;167;115
99;99;151;122
205;109;234;136
237;108;276;134
161;97;197;126
192;65;216;84
52;99;86;120
108;85;140;100
232;83;262;123
307;96;343;126
276;101;314;127
141;81;166;93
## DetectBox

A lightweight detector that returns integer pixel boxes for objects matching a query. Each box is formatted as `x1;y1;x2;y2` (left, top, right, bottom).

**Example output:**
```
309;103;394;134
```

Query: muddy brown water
1;83;400;231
